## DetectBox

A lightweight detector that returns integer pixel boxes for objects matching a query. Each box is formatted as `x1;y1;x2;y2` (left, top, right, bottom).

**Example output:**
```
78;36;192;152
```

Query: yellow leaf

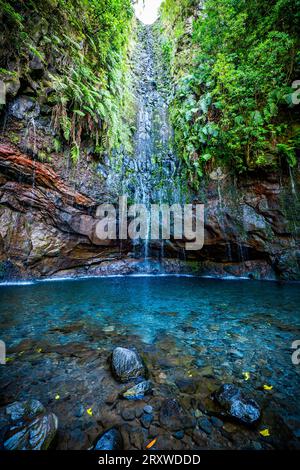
259;429;270;437
5;357;13;363
146;437;157;449
37;348;42;353
263;384;273;391
55;394;60;400
243;372;250;381
86;407;93;416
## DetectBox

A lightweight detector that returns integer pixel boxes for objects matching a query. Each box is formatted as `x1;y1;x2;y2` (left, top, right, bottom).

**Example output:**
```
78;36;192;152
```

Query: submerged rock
214;384;261;425
122;380;152;400
4;412;58;450
140;412;153;429
111;347;145;383
94;428;123;450
9;96;40;120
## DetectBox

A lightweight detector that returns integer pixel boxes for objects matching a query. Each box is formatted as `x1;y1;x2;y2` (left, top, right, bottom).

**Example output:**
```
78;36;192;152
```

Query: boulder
8;96;40;120
111;347;145;383
4;412;58;450
6;399;45;423
159;398;195;431
214;384;261;425
94;428;123;450
122;380;152;400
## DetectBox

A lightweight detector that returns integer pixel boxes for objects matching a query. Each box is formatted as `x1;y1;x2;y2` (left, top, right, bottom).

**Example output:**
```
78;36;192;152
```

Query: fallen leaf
259;428;270;437
243;372;250;381
263;384;273;391
86;407;93;416
36;348;42;353
146;437;157;449
55;394;60;400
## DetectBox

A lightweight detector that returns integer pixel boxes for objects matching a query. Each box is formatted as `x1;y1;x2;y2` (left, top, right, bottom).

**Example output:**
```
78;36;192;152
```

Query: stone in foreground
122;380;152;400
94;428;123;450
159;398;195;432
214;384;261;425
4;412;58;450
111;347;145;383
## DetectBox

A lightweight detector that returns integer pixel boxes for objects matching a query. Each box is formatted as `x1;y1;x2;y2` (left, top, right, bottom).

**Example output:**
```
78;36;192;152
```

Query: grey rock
94;428;123;450
143;405;153;414
198;417;213;434
123;380;152;400
159;398;195;431
214;384;261;425
140;413;153;429
9;96;40;120
29;54;44;73
111;347;145;383
173;430;184;439
4;412;58;450
121;408;136;421
6;399;45;423
4;77;20;97
210;416;224;428
74;404;85;418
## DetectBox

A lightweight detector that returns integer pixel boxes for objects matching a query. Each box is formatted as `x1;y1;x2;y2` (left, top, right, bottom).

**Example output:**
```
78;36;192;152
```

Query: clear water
1;276;300;447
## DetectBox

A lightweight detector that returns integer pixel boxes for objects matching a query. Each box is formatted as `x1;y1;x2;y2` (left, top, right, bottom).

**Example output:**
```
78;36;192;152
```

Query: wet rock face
214;384;261;425
3;400;58;450
122;380;152;400
8;96;40;120
159;398;195;432
6;399;45;423
111;347;145;383
94;428;123;451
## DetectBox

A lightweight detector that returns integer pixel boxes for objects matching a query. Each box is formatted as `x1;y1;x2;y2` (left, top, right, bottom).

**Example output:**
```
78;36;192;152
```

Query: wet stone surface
0;276;300;449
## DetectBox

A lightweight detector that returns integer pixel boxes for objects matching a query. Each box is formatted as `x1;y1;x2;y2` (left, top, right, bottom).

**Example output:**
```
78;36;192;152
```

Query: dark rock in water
29;54;45;77
111;347;145;383
214;384;261;425
74;404;85;418
9;96;40;120
173;430;184;440
210;416;224;428
135;406;144;419
143;405;153;414
4;412;58;450
140;413;153;429
94;428;123;450
123;380;152;400
175;377;198;394
6;399;45;423
159;398;195;432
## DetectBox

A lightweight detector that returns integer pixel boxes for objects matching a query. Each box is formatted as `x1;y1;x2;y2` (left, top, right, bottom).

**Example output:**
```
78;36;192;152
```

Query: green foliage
0;0;135;157
160;0;300;186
